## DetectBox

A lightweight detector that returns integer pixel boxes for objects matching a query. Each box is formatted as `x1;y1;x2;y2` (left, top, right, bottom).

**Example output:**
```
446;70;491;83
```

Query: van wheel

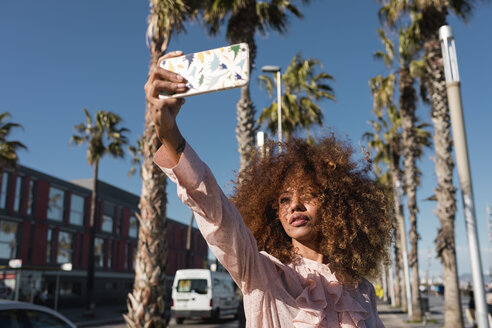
213;308;220;321
176;317;184;324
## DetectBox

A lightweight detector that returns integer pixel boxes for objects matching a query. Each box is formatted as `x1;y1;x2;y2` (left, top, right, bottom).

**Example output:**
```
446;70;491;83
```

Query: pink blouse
154;144;385;328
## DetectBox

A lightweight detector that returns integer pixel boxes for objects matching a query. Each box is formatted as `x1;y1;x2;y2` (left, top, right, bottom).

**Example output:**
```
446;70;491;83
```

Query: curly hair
231;134;392;284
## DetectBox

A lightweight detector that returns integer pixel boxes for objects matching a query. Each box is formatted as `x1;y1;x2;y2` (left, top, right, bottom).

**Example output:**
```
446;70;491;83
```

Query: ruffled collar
292;257;370;328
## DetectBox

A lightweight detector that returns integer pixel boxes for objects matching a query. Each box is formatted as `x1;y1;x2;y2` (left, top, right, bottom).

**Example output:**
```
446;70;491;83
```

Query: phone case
159;43;250;99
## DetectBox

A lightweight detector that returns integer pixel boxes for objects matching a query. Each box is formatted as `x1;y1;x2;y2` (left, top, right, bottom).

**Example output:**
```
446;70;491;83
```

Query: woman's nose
289;194;306;212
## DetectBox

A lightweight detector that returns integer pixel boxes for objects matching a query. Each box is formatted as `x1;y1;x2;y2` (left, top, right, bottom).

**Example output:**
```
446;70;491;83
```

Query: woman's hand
145;51;188;162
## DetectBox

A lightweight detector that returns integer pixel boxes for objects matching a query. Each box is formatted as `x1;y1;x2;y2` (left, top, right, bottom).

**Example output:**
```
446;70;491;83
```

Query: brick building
0;165;208;307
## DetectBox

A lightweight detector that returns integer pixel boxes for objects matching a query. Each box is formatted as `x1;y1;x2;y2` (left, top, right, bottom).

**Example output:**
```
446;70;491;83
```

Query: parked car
171;269;239;324
0;299;76;328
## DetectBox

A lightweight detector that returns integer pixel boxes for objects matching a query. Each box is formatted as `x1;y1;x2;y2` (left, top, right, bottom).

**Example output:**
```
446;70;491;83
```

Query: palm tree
363;86;411;313
371;164;399;307
397;23;429;321
379;1;483;325
70;109;129;317
257;53;335;142
365;111;430;306
0;112;27;168
363;116;403;308
126;1;199;327
202;0;309;171
376;22;431;320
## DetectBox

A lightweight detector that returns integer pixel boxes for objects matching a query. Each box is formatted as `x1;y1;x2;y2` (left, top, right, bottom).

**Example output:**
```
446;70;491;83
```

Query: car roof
0;300;76;327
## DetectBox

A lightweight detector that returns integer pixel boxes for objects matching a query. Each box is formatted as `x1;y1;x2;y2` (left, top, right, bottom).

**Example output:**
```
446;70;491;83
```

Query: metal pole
396;180;413;318
487;204;492;279
257;131;265;159
276;70;282;143
382;263;388;303
389;263;396;306
14;270;21;301
426;248;432;294
447;81;488;327
440;25;489;328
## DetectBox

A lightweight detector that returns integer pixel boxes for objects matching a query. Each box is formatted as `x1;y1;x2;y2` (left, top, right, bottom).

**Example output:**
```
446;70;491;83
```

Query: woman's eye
303;195;317;203
279;197;290;204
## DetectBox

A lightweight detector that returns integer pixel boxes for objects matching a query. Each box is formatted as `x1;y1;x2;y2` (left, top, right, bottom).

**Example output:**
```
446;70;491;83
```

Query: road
96;317;239;328
85;293;476;328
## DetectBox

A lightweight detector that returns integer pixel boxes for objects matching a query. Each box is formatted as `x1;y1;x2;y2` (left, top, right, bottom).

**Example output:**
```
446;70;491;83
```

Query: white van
171;268;239;324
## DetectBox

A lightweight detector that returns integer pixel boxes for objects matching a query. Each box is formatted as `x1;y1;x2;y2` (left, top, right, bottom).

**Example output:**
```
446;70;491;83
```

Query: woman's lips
289;214;309;227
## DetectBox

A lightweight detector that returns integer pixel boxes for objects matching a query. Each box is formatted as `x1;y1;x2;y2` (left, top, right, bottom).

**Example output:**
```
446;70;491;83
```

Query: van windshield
177;279;208;294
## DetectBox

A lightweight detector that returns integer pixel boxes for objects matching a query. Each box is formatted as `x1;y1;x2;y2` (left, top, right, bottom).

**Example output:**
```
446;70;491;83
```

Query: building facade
0;165;208;308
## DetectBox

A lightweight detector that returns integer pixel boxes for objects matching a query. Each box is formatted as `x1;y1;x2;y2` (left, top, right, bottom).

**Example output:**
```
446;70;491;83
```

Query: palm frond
258;75;275;97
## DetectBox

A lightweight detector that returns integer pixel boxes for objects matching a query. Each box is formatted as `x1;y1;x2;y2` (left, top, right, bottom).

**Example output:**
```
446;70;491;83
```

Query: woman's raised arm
145;51;187;166
147;53;277;293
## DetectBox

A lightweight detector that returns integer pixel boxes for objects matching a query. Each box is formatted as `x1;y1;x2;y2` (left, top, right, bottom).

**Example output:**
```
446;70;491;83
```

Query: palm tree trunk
125;41;169;328
229;0;258;172
186;212;194;268
236;84;257;171
393;226;402;308
399;66;422;320
85;161;99;317
422;6;464;328
390;166;410;314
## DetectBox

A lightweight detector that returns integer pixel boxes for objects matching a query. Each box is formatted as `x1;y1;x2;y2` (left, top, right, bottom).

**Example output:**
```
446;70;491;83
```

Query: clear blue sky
1;1;492;280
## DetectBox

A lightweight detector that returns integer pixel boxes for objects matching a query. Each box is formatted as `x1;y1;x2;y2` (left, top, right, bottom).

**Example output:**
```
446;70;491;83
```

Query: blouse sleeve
154;143;276;293
368;283;385;328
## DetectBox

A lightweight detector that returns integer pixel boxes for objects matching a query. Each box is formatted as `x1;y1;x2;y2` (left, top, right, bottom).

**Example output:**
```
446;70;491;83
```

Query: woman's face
277;187;321;244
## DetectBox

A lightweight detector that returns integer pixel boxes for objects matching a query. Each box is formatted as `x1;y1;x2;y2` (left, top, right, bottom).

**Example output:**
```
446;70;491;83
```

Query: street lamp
9;259;22;301
439;25;489;328
487;204;492;278
256;131;265;157
55;263;72;311
261;65;282;143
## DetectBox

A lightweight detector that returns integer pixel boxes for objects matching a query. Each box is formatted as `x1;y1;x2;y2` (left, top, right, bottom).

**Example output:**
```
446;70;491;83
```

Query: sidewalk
378;295;477;328
65;302;439;328
378;301;443;328
59;304;127;327
59;297;473;327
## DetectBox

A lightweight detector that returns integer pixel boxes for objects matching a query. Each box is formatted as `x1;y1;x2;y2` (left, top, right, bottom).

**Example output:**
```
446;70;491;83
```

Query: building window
57;231;73;265
69;194;84;226
0;172;10;209
102;203;115;233
13;175;24;213
129;215;138;238
0;220;18;259
26;179;36;216
95;238;105;268
47;186;64;221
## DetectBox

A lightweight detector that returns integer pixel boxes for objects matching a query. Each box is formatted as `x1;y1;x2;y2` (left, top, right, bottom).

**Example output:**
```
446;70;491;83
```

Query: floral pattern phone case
159;43;250;99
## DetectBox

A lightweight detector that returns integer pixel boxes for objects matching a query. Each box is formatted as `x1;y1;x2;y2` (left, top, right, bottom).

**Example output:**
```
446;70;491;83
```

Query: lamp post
439;25;489;328
256;131;265;158
9;259;22;301
261;65;282;143
55;263;72;311
487;204;492;278
396;180;413;318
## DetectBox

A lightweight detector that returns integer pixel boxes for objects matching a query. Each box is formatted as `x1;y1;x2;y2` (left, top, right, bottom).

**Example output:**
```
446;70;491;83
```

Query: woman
146;51;391;327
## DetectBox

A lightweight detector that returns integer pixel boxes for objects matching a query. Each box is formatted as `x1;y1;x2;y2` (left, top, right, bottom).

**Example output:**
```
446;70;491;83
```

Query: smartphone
159;43;250;99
